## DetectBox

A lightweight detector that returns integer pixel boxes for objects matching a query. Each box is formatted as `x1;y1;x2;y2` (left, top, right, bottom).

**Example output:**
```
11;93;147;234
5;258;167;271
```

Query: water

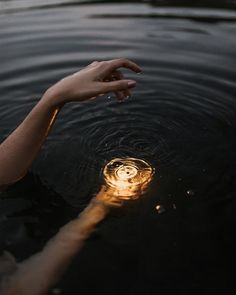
0;0;236;294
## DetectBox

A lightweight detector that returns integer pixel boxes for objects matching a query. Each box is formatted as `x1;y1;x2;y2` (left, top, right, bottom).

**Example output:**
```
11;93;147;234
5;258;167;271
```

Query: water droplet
178;178;182;181
155;204;165;214
186;189;195;197
107;95;112;99
173;204;177;210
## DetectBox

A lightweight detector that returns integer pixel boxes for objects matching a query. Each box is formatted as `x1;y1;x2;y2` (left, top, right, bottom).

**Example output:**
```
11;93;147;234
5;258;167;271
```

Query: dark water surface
1;1;236;294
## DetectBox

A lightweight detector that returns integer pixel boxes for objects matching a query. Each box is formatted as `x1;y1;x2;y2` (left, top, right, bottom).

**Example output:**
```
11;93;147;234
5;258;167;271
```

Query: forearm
0;199;109;295
0;58;141;188
0;90;61;187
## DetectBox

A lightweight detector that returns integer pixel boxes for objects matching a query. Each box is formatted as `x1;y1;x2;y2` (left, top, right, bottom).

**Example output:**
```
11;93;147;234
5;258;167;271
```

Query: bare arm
0;58;142;188
0;97;61;187
0;186;120;295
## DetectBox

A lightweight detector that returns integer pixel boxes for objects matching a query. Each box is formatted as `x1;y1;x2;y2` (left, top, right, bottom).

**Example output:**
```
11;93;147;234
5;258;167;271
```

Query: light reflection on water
103;157;154;200
0;0;236;294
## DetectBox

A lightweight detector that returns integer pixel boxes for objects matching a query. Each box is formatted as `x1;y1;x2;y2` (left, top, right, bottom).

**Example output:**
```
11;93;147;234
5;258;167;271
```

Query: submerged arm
0;187;116;295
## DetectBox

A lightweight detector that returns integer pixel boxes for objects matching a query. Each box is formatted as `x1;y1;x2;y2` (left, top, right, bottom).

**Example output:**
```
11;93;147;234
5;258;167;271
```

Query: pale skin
0;58;142;190
0;58;142;294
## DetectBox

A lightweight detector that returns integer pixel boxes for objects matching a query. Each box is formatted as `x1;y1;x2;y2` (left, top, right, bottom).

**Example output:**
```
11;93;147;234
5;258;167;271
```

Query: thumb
100;79;137;93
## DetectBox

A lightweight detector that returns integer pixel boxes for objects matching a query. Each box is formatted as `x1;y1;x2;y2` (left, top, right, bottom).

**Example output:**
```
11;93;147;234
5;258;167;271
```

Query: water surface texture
0;1;236;294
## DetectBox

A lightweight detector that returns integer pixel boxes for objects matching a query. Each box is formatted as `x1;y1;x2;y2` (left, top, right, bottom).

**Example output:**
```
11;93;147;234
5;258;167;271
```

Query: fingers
97;58;141;101
109;58;142;73
88;61;99;67
101;58;142;77
109;70;131;101
99;79;136;94
76;58;141;101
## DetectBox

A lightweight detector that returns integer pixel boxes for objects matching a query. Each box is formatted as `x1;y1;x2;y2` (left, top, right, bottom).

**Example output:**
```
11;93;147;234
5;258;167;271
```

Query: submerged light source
0;159;154;295
103;157;154;200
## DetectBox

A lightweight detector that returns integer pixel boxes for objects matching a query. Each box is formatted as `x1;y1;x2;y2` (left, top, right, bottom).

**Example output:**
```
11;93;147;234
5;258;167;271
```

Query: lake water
0;0;236;294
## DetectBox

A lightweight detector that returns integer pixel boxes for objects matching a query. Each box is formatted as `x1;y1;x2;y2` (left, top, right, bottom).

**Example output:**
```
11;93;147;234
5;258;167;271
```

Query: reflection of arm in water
0;59;142;189
0;187;120;295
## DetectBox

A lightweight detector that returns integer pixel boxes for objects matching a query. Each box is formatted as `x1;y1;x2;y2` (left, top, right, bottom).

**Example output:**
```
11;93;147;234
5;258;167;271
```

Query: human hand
46;58;142;105
94;185;124;208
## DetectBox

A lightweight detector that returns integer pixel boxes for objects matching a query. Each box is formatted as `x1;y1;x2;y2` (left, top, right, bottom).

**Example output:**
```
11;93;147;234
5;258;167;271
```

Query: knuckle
100;83;109;92
91;60;98;65
117;81;126;89
98;61;107;67
118;58;128;64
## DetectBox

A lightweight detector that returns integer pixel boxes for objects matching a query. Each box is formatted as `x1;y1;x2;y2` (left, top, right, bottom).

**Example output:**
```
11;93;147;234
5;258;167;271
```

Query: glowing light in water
1;159;153;294
155;204;165;214
103;158;154;200
186;189;195;197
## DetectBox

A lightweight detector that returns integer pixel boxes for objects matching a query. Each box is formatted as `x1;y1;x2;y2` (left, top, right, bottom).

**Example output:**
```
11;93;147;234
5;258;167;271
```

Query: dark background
0;1;236;294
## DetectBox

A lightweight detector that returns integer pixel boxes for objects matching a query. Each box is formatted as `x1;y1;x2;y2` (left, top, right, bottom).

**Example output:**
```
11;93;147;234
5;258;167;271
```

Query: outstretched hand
46;58;142;104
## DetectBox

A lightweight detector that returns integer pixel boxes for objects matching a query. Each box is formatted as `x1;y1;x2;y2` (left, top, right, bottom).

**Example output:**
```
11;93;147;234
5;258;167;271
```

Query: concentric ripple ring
103;158;155;200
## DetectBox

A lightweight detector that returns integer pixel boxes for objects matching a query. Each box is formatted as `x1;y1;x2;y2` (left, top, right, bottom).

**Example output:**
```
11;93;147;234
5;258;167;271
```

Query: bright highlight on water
103;157;154;200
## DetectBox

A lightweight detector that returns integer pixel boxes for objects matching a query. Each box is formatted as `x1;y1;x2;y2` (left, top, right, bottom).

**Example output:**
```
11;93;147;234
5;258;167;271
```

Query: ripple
0;2;236;207
0;3;236;294
103;157;154;200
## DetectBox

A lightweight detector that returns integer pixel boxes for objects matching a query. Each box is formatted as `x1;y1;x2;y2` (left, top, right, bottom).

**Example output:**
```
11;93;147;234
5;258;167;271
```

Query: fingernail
127;81;136;88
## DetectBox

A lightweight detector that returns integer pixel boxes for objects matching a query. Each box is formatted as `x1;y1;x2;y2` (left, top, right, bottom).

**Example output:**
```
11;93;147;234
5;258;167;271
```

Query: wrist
42;85;67;109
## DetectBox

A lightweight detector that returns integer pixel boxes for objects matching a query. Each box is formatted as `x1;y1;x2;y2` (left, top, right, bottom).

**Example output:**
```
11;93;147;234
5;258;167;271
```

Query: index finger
104;58;142;75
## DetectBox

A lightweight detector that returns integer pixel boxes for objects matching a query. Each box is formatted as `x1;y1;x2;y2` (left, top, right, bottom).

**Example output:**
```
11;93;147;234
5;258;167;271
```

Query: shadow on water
0;0;236;294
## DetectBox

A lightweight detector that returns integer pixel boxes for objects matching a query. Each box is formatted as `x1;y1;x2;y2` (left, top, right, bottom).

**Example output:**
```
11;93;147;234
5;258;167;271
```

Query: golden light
103;157;154;200
155;205;161;210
